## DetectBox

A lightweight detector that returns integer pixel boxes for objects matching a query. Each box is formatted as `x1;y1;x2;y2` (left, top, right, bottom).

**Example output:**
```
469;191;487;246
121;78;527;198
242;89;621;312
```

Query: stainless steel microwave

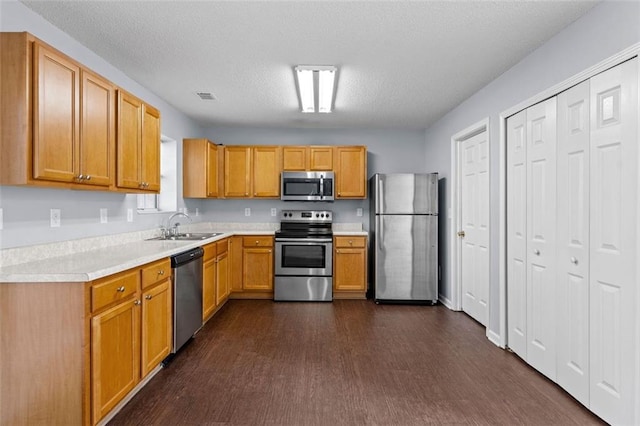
281;171;334;201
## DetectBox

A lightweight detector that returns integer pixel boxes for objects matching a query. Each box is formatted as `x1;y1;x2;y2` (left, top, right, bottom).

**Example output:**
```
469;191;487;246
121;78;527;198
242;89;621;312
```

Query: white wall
199;126;428;229
424;1;640;336
0;0;204;249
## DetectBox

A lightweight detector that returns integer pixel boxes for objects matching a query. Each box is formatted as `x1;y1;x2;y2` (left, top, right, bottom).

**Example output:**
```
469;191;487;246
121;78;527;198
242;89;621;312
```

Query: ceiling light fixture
294;65;337;113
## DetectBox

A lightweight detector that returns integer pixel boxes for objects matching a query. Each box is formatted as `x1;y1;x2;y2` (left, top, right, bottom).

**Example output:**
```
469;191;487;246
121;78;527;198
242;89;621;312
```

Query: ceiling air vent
195;92;216;101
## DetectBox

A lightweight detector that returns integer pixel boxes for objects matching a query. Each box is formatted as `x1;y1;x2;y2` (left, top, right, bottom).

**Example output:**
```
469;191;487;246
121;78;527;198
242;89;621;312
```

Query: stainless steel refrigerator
369;173;438;303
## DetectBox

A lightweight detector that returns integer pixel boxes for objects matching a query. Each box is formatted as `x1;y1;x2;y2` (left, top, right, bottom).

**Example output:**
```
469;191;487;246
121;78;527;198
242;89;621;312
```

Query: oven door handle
275;238;333;243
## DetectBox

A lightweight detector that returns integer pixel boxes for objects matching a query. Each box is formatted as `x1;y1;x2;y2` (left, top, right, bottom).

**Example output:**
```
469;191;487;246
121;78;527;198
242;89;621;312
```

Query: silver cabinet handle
117;286;126;292
78;174;84;180
158;270;164;275
134;299;141;306
533;249;540;256
570;257;578;265
145;295;152;300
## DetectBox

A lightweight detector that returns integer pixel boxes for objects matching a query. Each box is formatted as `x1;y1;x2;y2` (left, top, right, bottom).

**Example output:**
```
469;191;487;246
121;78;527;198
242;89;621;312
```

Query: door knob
457;231;465;238
533;249;540;256
570;257;578;265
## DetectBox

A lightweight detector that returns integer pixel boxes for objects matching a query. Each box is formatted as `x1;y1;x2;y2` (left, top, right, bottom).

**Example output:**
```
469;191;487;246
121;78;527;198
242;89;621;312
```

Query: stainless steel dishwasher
170;247;204;354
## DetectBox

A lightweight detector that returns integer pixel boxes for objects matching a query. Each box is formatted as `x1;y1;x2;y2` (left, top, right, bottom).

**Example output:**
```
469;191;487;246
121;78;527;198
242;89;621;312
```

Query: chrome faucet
165;212;192;236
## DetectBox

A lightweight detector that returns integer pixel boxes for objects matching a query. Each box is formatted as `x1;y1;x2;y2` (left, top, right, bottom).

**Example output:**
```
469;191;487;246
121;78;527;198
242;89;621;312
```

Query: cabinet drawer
92;269;139;312
243;236;273;247
334;236;366;248
141;258;171;289
203;242;217;261
217;238;229;255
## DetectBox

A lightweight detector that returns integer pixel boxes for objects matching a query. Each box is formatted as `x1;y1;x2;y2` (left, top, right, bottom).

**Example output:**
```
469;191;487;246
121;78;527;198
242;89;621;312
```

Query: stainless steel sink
146;232;224;241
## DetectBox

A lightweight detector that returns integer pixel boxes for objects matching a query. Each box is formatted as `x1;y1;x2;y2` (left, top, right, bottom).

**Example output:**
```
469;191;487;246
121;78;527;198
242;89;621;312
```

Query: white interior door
556;80;590;406
589;58;638;426
526;97;557;381
459;131;490;326
507;110;528;360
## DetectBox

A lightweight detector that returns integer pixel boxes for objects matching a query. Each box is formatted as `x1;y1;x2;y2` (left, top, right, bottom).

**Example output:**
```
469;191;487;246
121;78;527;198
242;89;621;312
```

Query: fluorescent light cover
318;69;336;113
295;65;337;113
295;68;315;113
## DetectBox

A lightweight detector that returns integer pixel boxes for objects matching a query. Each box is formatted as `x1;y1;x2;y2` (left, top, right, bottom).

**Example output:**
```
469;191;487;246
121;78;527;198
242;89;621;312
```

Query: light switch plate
195;208;199;217
356;208;363;217
50;209;61;228
271;208;277;217
0;208;3;230
127;208;134;222
244;208;251;217
100;208;108;224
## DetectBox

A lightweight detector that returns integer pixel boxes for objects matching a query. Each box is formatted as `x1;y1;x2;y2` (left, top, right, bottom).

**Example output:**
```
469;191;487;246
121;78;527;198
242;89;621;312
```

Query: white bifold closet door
507;110;528;360
556;80;590;407
507;97;557;380
588;57;638;426
525;98;558;381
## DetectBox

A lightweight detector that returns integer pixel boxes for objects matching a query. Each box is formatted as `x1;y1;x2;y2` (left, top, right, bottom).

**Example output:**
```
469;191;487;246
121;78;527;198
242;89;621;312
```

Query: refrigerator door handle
378;215;384;250
378;176;384;213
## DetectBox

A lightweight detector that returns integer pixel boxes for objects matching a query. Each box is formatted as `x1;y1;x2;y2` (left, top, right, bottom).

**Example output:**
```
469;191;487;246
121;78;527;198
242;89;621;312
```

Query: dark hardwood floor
110;300;604;425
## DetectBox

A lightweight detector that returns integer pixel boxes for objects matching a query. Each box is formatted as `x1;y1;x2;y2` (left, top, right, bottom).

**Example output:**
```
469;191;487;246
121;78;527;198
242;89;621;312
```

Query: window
137;135;178;213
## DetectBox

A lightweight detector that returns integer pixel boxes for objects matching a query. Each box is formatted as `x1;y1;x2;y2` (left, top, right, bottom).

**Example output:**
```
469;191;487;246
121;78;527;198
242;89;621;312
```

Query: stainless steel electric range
274;210;333;302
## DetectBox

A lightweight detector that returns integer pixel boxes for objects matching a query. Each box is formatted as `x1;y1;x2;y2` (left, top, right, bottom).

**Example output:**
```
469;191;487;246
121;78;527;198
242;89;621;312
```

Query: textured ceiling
22;1;598;130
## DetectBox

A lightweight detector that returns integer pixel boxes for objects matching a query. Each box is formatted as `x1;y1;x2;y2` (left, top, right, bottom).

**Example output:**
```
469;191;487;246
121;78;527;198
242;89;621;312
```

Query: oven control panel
280;210;333;223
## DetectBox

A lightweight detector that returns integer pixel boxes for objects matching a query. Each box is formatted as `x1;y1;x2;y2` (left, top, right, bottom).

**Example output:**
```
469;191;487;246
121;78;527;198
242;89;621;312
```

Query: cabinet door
117;91;142;189
282;146;307;170
216;252;229;304
334;146;367;198
141;280;171;377
33;43;79;183
141;104;161;192
207;143;220;197
252;146;281;197
224;146;251;197
309;147;333;170
229;236;244;292
203;257;217;321
91;298;140;424
80;69;114;187
242;248;273;290
334;248;366;291
556;80;590;406
218;251;229;299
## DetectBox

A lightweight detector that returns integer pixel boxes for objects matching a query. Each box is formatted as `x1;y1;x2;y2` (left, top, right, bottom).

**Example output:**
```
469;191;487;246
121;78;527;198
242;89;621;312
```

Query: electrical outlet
244;207;251;217
195;208;199;217
50;209;61;228
356;208;363;217
100;208;108;224
127;208;134;222
183;207;188;216
0;208;3;230
271;208;277;217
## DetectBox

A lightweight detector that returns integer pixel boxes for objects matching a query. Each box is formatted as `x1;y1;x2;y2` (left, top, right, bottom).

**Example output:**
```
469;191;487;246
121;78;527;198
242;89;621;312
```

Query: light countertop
0;228;367;283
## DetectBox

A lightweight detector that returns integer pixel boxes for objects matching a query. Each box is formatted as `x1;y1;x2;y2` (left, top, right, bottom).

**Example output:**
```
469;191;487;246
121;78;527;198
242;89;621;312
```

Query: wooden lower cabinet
203;239;230;322
242;236;274;291
333;236;368;297
216;249;229;304
91;297;140;424
141;280;172;376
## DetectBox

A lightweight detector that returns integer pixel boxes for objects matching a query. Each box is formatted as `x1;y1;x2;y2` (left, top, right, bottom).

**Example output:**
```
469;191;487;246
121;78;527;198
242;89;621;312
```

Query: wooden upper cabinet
309;146;333;170
80;69;114;187
32;42;80;183
282;146;307;170
116;91;142;190
283;146;333;171
252;146;281;197
334;146;367;198
183;138;223;198
116;90;161;192
224;146;252;197
0;33;123;190
141;104;161;191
